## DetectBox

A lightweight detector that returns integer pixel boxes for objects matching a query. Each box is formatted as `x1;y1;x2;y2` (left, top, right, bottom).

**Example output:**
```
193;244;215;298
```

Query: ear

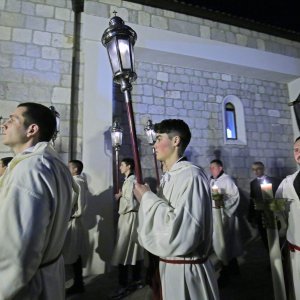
172;135;181;147
26;124;39;138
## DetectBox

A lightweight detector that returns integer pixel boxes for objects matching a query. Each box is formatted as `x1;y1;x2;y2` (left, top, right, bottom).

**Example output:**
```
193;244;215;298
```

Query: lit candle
260;180;273;199
211;184;219;195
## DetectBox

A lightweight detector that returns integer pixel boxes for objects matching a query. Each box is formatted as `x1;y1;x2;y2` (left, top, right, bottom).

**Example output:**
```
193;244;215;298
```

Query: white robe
210;173;243;263
0;142;73;300
275;171;300;300
138;161;219;300
63;174;89;265
111;174;144;265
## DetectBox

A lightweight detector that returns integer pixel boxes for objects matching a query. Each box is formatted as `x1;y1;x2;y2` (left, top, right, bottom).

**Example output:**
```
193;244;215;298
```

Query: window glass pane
225;107;237;140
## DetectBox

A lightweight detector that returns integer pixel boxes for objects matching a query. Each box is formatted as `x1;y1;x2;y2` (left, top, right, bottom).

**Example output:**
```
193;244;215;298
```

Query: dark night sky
181;0;300;34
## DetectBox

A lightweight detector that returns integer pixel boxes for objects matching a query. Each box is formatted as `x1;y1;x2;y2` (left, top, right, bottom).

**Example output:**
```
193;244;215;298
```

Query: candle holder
212;192;224;209
211;185;224;208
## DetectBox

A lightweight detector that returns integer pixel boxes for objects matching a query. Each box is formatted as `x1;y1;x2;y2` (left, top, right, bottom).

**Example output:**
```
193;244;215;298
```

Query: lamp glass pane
111;131;123;147
118;39;131;69
107;38;120;74
145;130;155;144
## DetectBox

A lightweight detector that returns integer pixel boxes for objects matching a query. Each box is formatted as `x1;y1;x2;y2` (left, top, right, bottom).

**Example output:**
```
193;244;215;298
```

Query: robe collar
160;156;189;185
211;170;224;180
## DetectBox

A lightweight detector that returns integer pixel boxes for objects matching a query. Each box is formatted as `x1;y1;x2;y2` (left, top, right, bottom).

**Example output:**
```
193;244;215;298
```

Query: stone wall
113;61;295;193
0;0;78;160
0;0;299;193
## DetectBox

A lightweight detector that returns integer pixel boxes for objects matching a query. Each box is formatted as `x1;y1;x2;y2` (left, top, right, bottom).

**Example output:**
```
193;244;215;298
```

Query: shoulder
172;162;208;185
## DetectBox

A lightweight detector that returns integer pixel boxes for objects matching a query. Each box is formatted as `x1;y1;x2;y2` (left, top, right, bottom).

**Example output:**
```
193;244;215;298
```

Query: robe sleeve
137;174;211;257
222;178;240;218
0;171;52;299
72;178;86;218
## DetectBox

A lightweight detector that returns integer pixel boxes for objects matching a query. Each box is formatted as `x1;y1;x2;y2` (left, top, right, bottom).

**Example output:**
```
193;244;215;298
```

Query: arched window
225;102;237;140
222;95;247;145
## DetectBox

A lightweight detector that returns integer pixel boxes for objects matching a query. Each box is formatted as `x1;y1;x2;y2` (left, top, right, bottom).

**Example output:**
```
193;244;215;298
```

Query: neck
164;152;181;171
12;140;37;154
125;170;132;177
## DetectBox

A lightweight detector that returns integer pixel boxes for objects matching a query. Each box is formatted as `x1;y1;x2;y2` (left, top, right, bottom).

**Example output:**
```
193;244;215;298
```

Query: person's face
68;163;77;176
210;163;223;178
154;133;174;162
294;139;300;165
252;164;264;177
1;107;29;152
0;161;6;176
119;162;131;175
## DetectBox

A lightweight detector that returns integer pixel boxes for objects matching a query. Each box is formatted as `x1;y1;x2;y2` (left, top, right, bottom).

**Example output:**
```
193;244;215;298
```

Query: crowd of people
0;102;299;300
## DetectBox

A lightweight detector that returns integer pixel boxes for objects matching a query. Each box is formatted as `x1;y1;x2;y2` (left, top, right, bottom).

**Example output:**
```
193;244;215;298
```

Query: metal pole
115;147;120;193
123;89;143;184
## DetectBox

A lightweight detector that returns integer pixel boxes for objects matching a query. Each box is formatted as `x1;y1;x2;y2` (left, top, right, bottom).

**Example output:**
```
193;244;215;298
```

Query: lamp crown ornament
101;13;137;91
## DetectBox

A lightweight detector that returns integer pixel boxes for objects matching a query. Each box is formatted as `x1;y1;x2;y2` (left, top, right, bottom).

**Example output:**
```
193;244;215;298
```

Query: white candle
211;184;219;195
260;180;273;199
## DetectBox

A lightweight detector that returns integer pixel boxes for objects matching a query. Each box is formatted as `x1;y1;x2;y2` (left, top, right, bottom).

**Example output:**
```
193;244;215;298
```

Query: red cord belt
288;241;300;252
159;257;208;264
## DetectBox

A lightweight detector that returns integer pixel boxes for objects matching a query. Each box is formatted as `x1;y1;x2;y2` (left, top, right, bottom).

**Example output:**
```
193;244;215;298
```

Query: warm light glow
260;180;273;199
212;184;219;194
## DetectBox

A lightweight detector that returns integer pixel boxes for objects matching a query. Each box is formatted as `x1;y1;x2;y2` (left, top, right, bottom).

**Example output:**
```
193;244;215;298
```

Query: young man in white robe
110;158;144;299
275;136;300;300
209;159;243;286
63;159;89;295
0;102;74;300
134;119;219;300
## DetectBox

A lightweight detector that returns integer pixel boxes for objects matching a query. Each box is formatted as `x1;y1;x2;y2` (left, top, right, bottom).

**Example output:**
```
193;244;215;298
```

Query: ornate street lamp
111;120;123;193
102;13;143;184
144;120;160;186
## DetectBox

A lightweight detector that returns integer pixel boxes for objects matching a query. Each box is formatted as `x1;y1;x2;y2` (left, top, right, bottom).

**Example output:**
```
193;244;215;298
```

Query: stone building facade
1;0;300;274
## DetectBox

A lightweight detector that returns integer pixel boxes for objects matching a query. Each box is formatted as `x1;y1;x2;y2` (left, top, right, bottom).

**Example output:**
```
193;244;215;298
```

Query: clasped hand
133;183;150;203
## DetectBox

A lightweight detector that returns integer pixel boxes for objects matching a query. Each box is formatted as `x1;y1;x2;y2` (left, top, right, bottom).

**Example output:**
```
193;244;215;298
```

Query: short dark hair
69;159;83;175
252;161;264;168
0;157;13;167
295;136;300;143
210;159;223;167
18;102;56;142
122;158;135;171
154;119;191;155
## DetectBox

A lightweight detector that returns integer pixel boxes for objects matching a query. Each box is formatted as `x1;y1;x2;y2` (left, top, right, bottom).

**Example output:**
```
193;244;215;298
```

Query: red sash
288;241;300;252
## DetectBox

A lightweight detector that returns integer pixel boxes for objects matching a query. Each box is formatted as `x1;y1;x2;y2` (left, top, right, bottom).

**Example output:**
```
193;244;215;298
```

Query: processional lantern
102;12;143;183
144;120;160;186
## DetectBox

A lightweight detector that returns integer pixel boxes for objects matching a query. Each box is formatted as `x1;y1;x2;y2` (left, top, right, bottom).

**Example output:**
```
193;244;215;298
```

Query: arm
136;175;212;257
72;178;87;218
0;174;52;299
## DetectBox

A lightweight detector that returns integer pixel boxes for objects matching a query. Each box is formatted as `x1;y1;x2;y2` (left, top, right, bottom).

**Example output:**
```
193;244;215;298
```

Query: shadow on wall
82;184;116;274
